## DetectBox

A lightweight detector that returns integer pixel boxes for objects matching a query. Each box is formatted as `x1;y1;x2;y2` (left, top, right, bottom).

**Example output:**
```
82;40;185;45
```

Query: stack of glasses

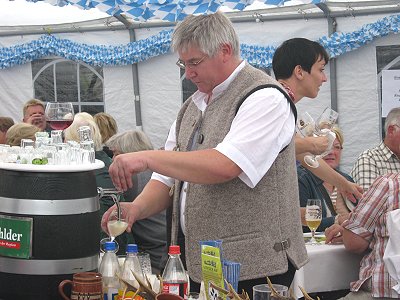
0;126;95;165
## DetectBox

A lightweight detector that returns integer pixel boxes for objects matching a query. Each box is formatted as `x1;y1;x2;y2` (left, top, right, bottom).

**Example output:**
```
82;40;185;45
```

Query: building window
32;58;104;114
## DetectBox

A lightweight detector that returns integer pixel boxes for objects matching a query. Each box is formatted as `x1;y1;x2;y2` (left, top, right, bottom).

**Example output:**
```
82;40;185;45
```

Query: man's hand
101;202;140;234
109;152;149;191
325;223;344;244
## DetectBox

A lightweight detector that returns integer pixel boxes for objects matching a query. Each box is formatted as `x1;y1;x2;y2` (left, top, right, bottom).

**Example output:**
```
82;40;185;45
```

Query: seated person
93;112;118;158
298;126;356;232
6;123;40;146
22;99;47;131
0;117;15;144
325;173;400;299
351;107;400;191
64;113;134;255
106;130;167;274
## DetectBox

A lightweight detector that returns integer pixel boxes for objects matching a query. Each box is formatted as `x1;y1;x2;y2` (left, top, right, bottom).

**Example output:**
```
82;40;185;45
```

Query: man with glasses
103;12;306;295
351;107;400;191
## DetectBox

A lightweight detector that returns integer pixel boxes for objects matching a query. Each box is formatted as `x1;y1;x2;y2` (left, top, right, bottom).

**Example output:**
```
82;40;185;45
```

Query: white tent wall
0;10;398;172
332;13;398;173
135;26;182;148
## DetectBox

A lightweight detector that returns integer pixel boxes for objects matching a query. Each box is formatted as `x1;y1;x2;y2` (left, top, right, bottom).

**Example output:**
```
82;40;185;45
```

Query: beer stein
59;272;103;300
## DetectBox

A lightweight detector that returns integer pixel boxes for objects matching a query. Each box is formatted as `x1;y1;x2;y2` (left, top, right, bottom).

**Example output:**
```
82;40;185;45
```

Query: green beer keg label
0;214;33;258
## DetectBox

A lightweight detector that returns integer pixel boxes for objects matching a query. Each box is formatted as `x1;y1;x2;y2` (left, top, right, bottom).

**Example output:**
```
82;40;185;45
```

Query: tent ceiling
1;0;399;35
23;0;400;23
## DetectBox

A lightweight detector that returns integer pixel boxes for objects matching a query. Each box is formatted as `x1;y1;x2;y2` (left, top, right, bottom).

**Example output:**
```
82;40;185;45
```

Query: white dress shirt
152;61;295;233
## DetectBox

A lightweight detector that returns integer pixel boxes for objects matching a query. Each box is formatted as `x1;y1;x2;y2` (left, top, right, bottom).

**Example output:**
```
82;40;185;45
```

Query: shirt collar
379;141;397;161
192;60;245;111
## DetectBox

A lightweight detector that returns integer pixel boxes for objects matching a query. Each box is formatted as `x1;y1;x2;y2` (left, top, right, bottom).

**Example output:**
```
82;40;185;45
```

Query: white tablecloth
291;244;363;299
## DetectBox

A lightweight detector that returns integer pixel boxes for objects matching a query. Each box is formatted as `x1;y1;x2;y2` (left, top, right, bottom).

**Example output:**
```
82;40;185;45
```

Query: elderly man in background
103;11;306;295
0;117;14;144
325;173;400;299
22;98;47;131
351;107;400;191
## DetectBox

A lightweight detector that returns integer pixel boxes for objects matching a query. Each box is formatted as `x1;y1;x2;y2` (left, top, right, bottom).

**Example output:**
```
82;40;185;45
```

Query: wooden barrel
0;162;104;300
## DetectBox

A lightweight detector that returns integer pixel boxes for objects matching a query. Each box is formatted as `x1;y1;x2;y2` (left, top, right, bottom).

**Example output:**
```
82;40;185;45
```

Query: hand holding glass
305;199;322;245
298;108;338;168
107;207;128;241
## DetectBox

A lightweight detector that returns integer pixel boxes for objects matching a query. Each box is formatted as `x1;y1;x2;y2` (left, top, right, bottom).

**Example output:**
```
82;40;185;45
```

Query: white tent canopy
0;0;399;173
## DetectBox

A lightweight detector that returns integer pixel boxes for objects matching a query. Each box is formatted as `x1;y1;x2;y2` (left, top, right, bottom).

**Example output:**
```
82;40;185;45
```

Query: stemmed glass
45;102;74;130
297;108;338;168
296;112;315;138
98;188;128;253
305;199;322;245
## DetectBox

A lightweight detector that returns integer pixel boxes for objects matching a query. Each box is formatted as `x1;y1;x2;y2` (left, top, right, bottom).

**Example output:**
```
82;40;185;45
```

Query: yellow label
117;290;144;300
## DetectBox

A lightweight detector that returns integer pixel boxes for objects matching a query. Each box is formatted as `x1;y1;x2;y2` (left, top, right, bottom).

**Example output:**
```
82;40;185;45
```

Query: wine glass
305;199;322;245
45;102;74;130
303;108;338;168
296;112;315;138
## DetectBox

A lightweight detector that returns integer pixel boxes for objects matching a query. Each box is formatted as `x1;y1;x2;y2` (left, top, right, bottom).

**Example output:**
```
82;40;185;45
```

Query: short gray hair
106;130;153;154
171;12;240;58
385;107;400;134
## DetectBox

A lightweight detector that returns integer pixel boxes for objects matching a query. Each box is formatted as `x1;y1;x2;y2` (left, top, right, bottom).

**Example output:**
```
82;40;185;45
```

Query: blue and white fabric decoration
0;14;399;70
26;0;323;22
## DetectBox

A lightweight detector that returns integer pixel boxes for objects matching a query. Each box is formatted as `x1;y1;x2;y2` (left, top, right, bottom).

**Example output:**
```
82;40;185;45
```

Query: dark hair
0;117;14;132
272;38;329;80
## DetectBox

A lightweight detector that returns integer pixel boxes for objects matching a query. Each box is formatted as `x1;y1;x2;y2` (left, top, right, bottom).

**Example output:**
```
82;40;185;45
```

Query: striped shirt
351;142;400;191
344;173;400;298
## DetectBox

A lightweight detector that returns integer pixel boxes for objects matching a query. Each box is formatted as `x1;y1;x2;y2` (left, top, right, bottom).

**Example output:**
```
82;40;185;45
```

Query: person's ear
294;65;304;79
220;43;233;62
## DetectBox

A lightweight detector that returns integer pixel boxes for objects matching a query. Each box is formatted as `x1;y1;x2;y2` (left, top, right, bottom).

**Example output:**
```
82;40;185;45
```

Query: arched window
32;58;104;114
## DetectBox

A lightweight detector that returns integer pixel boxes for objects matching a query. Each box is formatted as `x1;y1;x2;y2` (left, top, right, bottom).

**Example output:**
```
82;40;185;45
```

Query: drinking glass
302;108;338;168
315;107;339;133
137;252;152;277
305;199;322;245
296;112;315;138
98;189;127;253
107;206;128;242
45;102;74;130
253;284;288;300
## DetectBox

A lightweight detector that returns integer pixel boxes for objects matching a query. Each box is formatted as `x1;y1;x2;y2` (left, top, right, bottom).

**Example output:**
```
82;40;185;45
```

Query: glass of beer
305;199;322;245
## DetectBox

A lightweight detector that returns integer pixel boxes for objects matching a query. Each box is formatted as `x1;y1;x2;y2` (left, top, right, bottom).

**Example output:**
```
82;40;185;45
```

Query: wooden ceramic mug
59;272;103;300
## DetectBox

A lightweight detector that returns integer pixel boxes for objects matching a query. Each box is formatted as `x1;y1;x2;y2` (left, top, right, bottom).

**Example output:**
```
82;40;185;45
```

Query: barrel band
0;255;99;275
0;196;99;215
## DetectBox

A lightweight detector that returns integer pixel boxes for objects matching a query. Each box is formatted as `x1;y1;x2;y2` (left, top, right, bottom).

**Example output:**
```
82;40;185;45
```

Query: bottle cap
169;245;181;255
126;244;138;253
105;241;116;251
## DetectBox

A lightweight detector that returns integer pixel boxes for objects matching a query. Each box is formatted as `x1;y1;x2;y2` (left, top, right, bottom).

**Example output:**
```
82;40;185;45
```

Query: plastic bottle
99;241;121;300
118;244;144;300
162;245;188;299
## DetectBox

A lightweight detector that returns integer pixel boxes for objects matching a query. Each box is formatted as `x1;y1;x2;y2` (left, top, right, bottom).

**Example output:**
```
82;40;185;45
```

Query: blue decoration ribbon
0;14;399;70
27;0;323;22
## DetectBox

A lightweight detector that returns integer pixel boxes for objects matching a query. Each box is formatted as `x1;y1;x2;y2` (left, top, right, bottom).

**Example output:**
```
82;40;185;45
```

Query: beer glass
305;199;322;245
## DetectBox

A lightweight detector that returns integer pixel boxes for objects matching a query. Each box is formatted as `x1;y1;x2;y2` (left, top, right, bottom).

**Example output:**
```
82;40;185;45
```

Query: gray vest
171;63;308;282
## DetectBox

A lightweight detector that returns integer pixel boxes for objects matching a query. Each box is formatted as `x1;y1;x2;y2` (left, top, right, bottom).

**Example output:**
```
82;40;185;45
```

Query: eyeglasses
176;55;207;70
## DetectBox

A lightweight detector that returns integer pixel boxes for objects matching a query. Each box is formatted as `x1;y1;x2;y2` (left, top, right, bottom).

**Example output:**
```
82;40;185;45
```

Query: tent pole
316;3;338;114
115;14;143;130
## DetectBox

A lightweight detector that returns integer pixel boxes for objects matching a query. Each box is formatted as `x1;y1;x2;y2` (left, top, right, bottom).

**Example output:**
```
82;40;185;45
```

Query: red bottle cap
169;245;181;255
